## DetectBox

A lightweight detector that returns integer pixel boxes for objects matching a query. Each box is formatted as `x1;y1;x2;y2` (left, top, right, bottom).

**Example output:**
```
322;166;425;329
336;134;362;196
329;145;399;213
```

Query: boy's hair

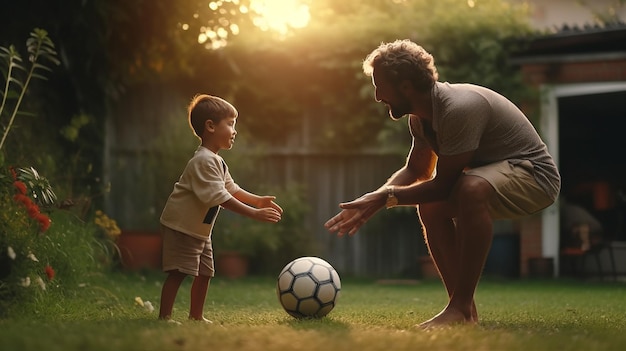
188;94;238;139
362;39;439;92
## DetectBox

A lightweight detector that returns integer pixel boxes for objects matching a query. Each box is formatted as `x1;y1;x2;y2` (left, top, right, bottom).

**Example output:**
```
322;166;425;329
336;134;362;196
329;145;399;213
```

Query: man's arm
393;150;474;205
380;136;438;189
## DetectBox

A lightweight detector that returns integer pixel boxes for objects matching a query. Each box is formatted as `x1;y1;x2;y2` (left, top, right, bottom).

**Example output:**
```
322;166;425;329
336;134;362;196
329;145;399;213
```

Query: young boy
158;94;283;323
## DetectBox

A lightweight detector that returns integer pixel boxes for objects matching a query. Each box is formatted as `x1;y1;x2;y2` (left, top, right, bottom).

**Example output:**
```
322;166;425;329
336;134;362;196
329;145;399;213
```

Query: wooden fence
104;87;428;278
106;146;427;278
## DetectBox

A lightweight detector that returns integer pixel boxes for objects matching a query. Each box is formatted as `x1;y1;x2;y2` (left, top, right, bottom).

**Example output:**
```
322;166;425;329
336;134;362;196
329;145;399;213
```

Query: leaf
30;73;49;81
8;77;25;88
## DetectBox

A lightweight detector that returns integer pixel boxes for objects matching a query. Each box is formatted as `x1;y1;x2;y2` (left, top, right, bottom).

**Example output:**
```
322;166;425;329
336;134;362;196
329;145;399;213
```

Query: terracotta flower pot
116;231;162;270
215;251;249;279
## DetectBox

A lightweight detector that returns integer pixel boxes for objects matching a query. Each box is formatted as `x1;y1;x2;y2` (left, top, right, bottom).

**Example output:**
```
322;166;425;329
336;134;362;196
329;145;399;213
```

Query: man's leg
417;202;459;302
419;175;494;328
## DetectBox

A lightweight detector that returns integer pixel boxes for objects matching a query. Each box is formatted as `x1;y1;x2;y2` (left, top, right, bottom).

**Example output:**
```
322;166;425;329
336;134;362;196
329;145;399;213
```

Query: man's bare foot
471;301;479;323
417;307;476;330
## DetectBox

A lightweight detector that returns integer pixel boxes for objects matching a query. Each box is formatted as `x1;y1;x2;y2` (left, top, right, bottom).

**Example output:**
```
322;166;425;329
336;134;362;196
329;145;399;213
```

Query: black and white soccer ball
276;256;341;318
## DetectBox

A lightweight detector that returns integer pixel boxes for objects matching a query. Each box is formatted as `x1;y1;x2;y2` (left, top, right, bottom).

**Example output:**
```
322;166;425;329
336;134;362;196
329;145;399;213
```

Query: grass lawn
1;271;625;351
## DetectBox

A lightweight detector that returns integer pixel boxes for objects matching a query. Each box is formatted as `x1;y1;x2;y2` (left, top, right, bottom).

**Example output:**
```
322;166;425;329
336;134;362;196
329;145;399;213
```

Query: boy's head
188;94;238;140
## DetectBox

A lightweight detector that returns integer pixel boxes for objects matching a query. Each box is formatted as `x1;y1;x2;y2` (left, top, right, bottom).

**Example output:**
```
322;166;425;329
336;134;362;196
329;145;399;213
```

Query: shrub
0;29;117;316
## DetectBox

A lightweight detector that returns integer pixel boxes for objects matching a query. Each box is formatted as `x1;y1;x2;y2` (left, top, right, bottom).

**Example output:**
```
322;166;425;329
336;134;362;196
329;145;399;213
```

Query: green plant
0;29;112;314
0;28;60;154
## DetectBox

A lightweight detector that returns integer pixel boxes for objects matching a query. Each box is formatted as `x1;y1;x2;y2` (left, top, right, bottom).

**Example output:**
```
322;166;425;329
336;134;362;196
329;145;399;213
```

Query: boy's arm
220;195;281;223
232;189;283;214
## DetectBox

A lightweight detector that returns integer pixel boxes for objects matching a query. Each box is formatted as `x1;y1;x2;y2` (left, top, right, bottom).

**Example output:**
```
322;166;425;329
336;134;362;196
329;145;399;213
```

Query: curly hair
187;94;238;139
362;39;439;92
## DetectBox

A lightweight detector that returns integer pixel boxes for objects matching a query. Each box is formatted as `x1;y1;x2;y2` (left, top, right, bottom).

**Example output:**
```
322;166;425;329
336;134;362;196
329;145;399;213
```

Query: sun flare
196;0;311;49
250;0;310;35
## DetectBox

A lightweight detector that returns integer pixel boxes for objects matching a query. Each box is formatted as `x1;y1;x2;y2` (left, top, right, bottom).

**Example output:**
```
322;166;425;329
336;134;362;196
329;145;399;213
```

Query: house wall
509;0;626;29
519;58;626;277
522;59;626;85
508;0;626;277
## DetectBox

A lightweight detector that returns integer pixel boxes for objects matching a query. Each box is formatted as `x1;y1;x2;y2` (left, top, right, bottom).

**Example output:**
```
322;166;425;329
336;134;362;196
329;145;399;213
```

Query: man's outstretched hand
324;191;386;236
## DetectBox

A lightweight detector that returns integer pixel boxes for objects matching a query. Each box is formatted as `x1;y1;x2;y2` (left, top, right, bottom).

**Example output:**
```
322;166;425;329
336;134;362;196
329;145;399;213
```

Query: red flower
9;167;16;180
36;213;51;232
27;202;41;218
13;193;32;207
44;265;55;280
13;180;27;195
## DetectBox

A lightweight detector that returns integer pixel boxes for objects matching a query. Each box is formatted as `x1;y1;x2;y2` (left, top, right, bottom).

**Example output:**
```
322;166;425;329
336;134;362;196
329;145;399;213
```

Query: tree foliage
217;0;535;150
0;0;537;175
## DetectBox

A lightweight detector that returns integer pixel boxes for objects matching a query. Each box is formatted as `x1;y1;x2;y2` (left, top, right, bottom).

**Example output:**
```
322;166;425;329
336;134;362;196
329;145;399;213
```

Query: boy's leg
159;270;187;320
189;275;211;321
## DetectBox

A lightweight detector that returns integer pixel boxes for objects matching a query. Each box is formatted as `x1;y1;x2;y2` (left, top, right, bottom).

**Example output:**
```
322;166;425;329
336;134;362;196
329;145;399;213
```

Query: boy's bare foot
189;316;213;324
417;307;476;330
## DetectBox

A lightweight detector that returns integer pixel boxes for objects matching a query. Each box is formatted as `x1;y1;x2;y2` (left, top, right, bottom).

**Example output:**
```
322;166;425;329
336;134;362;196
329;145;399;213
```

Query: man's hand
324;191;386;236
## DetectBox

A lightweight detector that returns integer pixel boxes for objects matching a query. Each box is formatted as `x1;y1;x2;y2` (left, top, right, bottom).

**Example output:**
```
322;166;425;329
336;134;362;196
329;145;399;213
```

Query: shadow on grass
280;316;351;333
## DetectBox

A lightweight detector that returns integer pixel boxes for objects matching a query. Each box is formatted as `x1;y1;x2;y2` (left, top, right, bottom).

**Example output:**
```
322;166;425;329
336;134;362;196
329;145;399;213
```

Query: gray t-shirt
409;81;560;200
160;146;240;240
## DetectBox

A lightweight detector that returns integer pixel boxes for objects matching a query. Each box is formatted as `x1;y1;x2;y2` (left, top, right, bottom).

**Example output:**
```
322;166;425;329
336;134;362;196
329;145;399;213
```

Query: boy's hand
254;207;282;223
256;195;283;214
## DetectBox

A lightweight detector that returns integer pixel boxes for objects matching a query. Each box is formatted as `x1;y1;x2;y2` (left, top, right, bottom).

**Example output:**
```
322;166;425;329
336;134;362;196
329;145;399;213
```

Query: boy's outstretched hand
256;195;283;215
254;207;282;223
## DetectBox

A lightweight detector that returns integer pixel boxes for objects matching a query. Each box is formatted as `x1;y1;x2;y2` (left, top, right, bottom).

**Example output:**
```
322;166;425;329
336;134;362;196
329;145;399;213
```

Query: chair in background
560;223;617;280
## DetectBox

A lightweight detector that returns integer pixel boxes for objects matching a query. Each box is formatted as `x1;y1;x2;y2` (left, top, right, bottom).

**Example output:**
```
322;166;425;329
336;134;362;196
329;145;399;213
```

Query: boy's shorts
161;225;215;277
464;160;554;220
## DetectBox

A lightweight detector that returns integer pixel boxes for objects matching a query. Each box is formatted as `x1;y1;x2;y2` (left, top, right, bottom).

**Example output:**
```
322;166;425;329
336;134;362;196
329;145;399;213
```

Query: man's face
371;67;411;120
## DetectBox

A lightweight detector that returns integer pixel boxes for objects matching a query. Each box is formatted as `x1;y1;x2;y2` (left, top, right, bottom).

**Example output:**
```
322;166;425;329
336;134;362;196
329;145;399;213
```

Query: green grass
1;271;625;351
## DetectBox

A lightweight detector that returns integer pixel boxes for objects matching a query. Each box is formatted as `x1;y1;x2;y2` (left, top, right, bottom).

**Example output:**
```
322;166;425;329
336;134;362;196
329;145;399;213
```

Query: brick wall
519;215;544;277
521;59;626;85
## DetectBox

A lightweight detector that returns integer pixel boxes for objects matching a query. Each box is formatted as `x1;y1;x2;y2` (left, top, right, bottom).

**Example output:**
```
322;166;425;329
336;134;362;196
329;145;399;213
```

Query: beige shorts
465;160;554;220
161;225;214;277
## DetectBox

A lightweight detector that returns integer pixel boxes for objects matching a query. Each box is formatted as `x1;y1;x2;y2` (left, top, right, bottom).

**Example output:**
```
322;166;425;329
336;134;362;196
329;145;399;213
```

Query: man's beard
388;99;411;120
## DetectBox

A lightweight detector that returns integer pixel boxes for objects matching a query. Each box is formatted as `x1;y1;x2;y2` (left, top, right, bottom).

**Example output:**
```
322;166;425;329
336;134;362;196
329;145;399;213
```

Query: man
325;39;560;328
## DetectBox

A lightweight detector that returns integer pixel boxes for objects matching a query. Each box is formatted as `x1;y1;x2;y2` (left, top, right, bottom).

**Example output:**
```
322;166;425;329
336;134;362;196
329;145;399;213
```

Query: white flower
144;301;155;313
20;277;31;287
134;296;144;307
7;246;16;260
35;276;46;290
27;252;39;262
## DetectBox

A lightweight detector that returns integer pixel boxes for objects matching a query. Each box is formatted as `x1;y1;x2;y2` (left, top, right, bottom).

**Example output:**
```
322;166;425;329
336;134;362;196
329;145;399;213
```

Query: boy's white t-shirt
160;146;240;240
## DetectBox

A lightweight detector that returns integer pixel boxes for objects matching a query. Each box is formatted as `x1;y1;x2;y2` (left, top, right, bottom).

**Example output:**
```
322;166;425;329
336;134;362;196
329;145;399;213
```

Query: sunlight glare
250;0;310;35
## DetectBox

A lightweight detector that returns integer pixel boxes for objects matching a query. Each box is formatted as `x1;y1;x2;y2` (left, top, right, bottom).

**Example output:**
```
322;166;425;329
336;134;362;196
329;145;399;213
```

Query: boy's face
205;115;237;152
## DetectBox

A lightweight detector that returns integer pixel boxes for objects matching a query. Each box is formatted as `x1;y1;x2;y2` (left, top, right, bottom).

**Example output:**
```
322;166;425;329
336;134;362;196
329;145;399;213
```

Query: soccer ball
276;256;341;318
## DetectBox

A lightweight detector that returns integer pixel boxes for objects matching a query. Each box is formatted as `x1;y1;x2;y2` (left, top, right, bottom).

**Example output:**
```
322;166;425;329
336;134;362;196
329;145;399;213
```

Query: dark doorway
558;90;626;241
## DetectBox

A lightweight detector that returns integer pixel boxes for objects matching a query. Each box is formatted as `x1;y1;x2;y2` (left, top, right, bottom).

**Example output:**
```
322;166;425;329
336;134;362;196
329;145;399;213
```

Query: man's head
363;40;438;120
188;94;238;139
363;39;438;92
